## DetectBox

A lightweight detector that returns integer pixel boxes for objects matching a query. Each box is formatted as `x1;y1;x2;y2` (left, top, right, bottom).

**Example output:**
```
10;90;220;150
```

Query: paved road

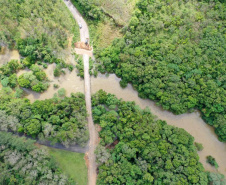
63;1;98;185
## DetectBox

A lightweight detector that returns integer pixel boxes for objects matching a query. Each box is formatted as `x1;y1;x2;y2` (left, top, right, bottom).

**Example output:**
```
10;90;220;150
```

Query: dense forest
0;131;75;185
94;0;226;141
0;87;89;147
92;90;226;184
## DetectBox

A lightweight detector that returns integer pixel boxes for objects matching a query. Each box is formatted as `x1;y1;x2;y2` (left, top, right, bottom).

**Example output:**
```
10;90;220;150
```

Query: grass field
91;0;139;25
47;147;88;185
89;21;122;50
71;0;139;49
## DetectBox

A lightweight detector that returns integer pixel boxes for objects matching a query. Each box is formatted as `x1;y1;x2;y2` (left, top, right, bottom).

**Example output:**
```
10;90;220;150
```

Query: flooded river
91;74;226;176
0;50;225;175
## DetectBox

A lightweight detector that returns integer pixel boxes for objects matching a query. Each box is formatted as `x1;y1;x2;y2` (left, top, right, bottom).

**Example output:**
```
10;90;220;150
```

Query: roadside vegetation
0;87;88;147
93;0;226;142
0;132;76;185
72;0;138;26
71;0;123;50
76;56;97;78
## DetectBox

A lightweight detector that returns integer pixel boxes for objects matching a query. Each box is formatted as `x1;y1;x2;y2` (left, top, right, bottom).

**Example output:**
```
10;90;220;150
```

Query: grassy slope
47;147;88;185
89;22;122;49
71;0;126;50
0;0;79;52
89;0;139;49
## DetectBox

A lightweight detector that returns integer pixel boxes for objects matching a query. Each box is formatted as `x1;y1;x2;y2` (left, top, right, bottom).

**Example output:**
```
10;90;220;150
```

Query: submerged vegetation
0;60;49;92
206;155;219;169
18;65;49;92
95;0;226;142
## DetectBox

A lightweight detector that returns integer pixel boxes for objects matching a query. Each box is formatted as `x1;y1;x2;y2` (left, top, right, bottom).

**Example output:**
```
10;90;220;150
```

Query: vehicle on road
79;23;82;29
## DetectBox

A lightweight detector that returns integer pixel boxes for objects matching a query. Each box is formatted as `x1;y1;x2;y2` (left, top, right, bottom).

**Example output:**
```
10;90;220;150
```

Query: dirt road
63;1;98;185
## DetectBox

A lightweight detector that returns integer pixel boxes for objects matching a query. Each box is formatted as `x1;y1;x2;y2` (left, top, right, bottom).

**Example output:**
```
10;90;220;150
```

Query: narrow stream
0;50;225;175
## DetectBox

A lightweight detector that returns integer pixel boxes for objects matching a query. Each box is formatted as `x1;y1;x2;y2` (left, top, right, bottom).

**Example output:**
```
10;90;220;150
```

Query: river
91;73;226;175
0;50;225;175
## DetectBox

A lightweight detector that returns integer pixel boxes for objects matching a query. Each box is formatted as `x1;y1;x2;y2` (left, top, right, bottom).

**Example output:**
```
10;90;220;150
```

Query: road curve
63;1;98;185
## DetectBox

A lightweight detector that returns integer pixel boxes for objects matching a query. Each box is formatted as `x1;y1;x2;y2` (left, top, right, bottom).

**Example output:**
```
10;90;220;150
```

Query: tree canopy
95;0;226;142
92;90;209;184
0;88;89;147
0;131;75;185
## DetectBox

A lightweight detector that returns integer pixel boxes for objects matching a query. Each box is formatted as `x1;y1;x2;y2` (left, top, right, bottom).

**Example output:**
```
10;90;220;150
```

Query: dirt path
63;1;98;185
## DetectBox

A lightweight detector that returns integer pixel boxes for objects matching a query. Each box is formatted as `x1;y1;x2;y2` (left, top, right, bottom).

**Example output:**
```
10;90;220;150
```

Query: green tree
24;119;41;136
18;75;30;88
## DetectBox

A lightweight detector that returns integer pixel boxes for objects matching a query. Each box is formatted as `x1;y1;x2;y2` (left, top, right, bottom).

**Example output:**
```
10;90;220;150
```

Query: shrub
14;88;24;98
8;74;18;88
18;75;31;88
54;67;61;77
54;84;59;88
195;142;204;151
58;88;66;97
68;64;74;71
1;77;9;87
207;156;219;169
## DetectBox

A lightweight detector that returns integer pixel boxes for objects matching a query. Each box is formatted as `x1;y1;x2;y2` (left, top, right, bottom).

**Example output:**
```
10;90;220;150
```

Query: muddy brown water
0;48;20;65
0;51;225;175
16;64;85;101
91;74;226;176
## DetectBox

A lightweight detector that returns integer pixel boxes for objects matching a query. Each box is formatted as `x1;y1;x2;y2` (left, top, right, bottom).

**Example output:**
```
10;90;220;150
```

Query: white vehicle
79;23;82;29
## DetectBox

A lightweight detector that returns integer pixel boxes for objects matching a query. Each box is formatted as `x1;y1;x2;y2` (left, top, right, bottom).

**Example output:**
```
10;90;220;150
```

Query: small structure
74;38;92;50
